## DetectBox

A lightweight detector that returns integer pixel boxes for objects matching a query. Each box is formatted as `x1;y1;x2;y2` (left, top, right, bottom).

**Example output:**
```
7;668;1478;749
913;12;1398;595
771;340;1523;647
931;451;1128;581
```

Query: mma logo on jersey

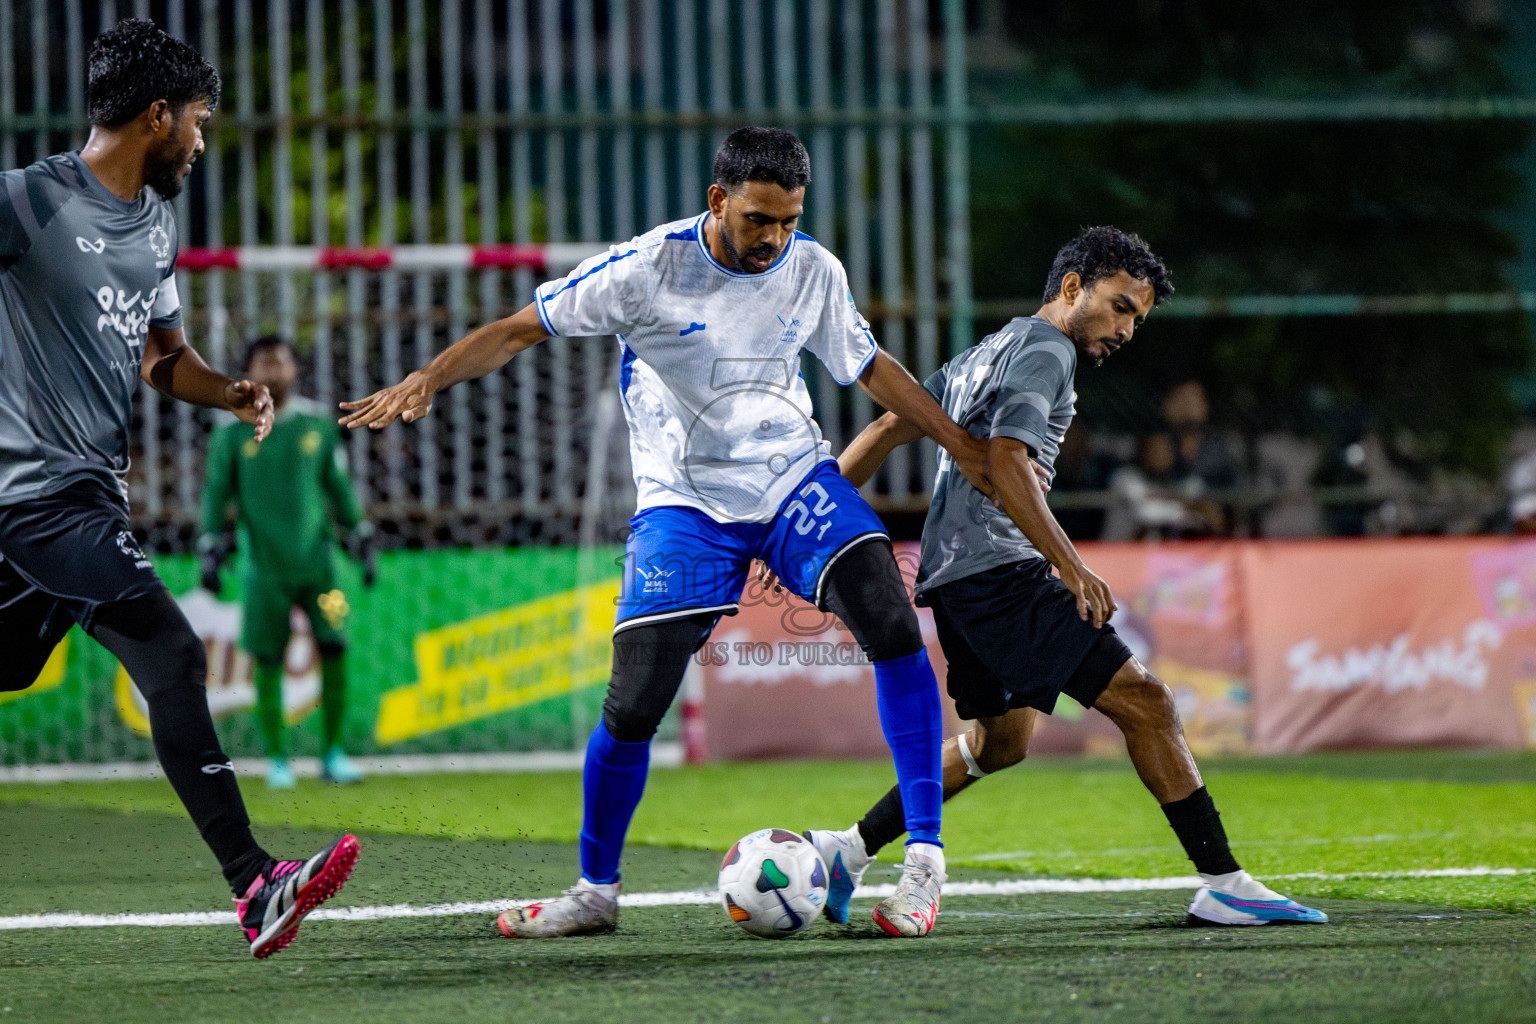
76;236;106;254
148;225;171;260
116;530;151;569
776;315;803;346
94;285;159;345
637;564;676;594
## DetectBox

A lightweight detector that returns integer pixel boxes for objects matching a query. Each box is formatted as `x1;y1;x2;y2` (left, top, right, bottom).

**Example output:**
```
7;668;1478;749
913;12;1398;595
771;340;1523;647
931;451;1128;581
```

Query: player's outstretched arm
988;436;1116;629
857;349;992;498
144;325;275;441
339;303;549;431
837;412;925;487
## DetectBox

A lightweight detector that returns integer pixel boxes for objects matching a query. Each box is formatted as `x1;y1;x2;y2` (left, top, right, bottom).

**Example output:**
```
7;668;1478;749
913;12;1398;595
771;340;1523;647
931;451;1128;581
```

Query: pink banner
692;538;1536;760
1241;538;1536;753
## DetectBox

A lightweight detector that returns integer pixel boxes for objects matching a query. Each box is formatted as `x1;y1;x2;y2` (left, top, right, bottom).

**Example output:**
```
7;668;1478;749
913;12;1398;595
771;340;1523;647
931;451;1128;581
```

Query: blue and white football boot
802;825;874;924
1188;870;1329;925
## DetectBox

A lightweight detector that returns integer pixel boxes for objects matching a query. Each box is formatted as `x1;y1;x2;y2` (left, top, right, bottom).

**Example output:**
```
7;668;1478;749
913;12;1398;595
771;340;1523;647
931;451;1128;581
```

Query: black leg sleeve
856;784;907;857
821;539;925;662
89;590;269;893
0;589;67;692
603;613;717;743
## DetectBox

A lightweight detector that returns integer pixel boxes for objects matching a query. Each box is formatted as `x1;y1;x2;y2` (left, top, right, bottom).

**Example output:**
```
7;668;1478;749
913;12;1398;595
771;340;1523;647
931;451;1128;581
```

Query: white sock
579;878;621;899
906;841;946;877
846;823;872;861
1201;869;1282;900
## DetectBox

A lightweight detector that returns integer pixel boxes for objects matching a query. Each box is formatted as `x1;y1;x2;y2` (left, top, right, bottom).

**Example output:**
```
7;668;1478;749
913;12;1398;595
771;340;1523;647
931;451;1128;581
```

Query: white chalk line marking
1;867;1528;932
0;745;685;784
965;830;1536;862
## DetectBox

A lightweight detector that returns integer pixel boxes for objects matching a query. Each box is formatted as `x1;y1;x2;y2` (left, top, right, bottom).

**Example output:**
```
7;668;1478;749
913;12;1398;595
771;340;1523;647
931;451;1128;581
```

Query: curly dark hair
713;127;811;193
87;19;221;127
1042;226;1174;306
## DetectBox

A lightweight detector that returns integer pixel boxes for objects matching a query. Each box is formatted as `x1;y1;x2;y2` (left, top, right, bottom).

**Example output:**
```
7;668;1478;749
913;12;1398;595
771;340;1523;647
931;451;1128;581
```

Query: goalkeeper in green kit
200;336;376;789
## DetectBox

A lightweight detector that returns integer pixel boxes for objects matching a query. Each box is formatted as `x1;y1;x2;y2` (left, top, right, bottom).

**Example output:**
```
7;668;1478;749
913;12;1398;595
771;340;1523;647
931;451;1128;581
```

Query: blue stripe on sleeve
835;336;879;386
544;248;639;302
534;289;559;336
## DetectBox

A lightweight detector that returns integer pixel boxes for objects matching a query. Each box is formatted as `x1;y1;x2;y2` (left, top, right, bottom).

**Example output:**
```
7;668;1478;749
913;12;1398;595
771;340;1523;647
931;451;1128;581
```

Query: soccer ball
717;827;828;938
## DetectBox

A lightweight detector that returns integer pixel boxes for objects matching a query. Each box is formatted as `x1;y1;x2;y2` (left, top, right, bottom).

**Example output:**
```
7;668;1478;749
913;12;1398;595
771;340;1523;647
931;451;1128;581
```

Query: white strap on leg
957;731;989;779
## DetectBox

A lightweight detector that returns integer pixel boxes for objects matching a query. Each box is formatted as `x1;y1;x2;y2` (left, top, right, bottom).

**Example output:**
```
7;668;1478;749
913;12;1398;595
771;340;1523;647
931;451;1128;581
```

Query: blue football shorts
613;460;889;634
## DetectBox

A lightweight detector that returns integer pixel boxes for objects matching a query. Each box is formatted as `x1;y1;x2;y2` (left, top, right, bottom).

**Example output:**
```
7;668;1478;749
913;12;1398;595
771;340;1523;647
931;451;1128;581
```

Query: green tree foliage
969;0;1531;477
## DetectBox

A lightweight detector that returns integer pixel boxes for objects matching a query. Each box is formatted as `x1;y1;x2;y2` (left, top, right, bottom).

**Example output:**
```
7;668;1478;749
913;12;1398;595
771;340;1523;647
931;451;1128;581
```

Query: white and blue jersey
535;210;878;525
534;211;887;631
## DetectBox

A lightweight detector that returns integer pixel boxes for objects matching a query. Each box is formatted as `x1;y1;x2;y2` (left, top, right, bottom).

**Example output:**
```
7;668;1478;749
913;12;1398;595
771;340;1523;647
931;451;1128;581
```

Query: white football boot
872;842;946;937
497;878;621;938
802;825;876;923
1188;869;1328;925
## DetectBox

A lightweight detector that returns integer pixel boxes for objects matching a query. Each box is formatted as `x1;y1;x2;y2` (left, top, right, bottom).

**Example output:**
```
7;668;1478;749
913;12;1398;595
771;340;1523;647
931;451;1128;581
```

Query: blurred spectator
1102;381;1244;539
1507;446;1536;534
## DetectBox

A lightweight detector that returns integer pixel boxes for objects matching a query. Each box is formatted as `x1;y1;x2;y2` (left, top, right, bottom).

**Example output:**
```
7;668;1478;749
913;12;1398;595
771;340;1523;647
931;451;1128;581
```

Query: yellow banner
374;579;620;745
0;635;68;706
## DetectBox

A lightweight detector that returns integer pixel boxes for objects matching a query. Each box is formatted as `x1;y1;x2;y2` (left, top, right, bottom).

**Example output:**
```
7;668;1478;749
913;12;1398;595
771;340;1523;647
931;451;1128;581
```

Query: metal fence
3;0;973;548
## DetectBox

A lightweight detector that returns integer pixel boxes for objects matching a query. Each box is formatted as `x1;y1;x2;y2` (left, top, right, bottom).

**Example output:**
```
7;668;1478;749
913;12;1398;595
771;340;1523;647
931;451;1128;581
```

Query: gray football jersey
0;152;182;506
914;316;1077;600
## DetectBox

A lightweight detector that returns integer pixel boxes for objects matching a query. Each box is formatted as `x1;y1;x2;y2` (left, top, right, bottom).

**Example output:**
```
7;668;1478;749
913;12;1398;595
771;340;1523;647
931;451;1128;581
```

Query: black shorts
922;558;1134;719
0;480;167;644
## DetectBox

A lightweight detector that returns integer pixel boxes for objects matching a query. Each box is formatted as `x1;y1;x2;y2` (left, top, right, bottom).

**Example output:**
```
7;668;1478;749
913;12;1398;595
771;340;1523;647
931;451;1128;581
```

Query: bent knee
971;711;1033;772
600;698;665;744
1097;663;1178;728
162;629;209;688
868;607;924;662
974;736;1027;773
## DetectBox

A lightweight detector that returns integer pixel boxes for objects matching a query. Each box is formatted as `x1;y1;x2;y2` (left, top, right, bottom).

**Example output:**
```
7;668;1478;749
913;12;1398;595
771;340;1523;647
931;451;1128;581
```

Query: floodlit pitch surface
1;751;1532;1023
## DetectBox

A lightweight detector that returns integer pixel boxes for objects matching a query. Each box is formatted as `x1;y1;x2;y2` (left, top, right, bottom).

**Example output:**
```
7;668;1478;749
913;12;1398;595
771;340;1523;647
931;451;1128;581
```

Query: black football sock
855;784;907;857
90;594;271;895
1161;786;1241;876
145;686;270;893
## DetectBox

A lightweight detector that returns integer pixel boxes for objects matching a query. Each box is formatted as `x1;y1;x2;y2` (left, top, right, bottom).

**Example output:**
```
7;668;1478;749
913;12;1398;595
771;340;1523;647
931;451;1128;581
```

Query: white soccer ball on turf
717;827;828;938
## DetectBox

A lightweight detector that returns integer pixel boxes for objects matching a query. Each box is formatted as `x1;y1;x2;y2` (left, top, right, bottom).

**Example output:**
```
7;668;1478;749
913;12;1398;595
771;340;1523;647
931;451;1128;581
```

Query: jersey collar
68;151;146;215
694;211;797;279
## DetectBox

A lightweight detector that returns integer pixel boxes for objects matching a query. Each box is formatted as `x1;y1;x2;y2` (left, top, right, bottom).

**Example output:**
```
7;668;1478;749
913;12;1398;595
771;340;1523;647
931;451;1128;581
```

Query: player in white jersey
342;127;989;938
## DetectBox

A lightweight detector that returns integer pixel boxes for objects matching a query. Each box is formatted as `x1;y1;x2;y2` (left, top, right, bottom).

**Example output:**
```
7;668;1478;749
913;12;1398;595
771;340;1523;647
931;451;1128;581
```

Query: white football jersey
535;211;878;523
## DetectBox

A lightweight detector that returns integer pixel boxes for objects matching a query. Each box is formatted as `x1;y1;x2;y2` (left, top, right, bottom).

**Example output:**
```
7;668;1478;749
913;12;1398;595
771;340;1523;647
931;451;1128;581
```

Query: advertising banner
6;538;1535;767
1242;538;1536;752
697;546;964;760
0;549;624;765
693;542;1250;760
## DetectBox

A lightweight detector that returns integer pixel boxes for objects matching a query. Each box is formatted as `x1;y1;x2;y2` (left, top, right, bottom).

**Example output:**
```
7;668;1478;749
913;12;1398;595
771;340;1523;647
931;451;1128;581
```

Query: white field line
0;867;1529;933
966;832;1489;861
0;744;684;784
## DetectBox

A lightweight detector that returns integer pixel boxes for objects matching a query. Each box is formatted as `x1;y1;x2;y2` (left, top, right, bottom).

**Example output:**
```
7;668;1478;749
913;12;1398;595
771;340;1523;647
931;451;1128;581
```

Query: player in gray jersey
0;19;357;958
802;227;1328;927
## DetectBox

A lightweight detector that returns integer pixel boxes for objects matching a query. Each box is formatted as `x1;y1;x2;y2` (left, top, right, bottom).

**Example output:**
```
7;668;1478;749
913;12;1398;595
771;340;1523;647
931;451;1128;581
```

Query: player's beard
145;122;193;200
1065;304;1117;368
718;220;780;274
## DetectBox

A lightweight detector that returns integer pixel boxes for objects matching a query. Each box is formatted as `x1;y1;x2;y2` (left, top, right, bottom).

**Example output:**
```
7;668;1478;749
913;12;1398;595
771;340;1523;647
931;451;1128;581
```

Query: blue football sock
872;650;943;847
578;722;652;885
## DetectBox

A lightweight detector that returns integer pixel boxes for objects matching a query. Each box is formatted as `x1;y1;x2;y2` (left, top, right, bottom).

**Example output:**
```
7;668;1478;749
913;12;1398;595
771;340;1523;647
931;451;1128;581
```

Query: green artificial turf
3;751;1533;910
0;751;1533;1023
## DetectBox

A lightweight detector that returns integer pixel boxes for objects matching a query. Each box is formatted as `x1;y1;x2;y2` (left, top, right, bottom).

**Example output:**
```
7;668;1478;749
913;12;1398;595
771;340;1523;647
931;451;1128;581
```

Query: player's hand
1060;561;1117;630
952;434;995;500
359;535;378;588
199;552;223;595
338;371;436;431
755;559;783;594
1030;459;1052;493
197;533;230;596
346;524;379;588
225;380;274;442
